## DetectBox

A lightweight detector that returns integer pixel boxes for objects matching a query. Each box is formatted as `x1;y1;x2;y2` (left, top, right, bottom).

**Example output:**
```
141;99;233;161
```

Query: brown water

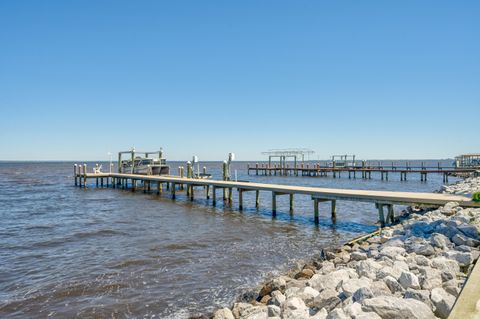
0;161;457;318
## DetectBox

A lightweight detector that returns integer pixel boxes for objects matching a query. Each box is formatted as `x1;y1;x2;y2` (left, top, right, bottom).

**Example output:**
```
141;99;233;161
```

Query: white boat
118;148;170;175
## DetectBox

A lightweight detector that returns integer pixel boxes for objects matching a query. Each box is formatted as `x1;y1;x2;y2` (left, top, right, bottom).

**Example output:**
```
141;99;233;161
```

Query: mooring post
387;204;394;223
272;192;277;216
171;183;176;199
206;185;210;199
83;164;87;188
255;190;260;208
239;189;243;210
101;177;103;188
74;164;78;186
314;198;319;224
289;194;294;212
212;186;217;206
331;200;337;221
190;183;194;201
132;179;136;192
186;161;192;197
377;204;385;227
157;181;161;195
222;161;228;200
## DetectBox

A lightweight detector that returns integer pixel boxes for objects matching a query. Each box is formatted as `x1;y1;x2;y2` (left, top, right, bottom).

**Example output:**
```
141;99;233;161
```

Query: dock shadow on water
0;161;456;318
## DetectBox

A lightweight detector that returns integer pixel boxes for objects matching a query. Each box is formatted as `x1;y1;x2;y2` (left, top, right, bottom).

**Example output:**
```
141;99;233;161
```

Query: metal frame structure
117;148;164;173
455;154;480;169
331;154;356;168
261;148;315;168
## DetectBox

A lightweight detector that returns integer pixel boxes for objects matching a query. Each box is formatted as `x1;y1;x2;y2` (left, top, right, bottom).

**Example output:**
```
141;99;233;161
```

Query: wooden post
378;204;385;227
223;161;228;200
255;190;260;208
132;179;136;192
187;161;192;197
239;189;243;210
74;164;78;186
157;181;162;195
272;192;277;216
212;186;217;206
190;184;194;201
331;200;337;221
101;178;103;187
83;164;87;188
387;204;394;223
206;185;210;199
171;183;176;199
228;187;233;203
314;198;319;224
289;194;294;212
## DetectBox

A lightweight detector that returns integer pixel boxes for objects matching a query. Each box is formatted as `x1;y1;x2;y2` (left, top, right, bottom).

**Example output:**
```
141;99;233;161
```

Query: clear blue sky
0;1;478;161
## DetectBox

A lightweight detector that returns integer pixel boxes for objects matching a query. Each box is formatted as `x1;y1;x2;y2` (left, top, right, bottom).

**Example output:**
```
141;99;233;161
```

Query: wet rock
295;268;315;280
281;297;309;319
260;277;286;297
430;287;455;319
312;288;341;311
213;308;235;319
361;296;436;319
399;271;421;290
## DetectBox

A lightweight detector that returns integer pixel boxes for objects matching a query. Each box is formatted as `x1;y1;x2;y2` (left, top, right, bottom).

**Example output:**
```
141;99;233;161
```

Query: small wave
111;259;153;269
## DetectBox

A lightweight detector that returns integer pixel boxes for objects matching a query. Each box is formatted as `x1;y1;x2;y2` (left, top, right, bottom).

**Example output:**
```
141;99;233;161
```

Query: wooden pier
247;163;477;182
73;164;480;227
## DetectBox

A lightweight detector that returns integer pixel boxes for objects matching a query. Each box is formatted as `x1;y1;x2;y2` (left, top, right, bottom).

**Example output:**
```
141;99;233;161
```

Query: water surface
0;160;457;318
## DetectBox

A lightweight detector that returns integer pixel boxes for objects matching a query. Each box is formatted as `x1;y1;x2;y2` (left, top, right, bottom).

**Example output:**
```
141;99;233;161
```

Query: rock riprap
209;177;480;319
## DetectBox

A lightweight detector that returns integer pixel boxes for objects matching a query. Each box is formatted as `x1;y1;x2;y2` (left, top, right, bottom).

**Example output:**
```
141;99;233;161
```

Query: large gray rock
269;290;286;307
356;260;382;279
352;287;374;303
326;308;349;319
418;267;443;290
310;308;328;319
430;287;456;319
370;280;392;296
341;277;372;297
356;312;382;319
343;302;363;318
308;269;350;291
232;303;254;319
281;297;309;319
383;275;404;293
404;289;433;309
296;286;319;306
458;224;479;239
398;271;421;290
213;308;235;319
361;296;436;319
350;251;368;261
444;250;474;267
431;233;451;249
239;305;268;319
377;265;403;280
267;305;281;317
379;246;406;259
431;256;460;274
312;288;341;311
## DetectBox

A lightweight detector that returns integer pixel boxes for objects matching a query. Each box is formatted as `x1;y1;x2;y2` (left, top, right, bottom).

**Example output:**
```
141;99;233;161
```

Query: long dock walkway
247;164;477;182
74;168;480;227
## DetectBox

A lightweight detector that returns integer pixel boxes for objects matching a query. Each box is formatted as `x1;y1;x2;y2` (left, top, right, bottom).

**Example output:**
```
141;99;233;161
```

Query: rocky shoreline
207;177;480;319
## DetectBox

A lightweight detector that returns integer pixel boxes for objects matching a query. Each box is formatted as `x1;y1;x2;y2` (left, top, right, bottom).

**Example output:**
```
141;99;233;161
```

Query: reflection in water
0;160;456;318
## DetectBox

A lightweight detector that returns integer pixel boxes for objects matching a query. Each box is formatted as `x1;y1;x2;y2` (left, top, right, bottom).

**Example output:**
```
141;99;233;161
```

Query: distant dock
73;164;480;227
247;163;477;182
